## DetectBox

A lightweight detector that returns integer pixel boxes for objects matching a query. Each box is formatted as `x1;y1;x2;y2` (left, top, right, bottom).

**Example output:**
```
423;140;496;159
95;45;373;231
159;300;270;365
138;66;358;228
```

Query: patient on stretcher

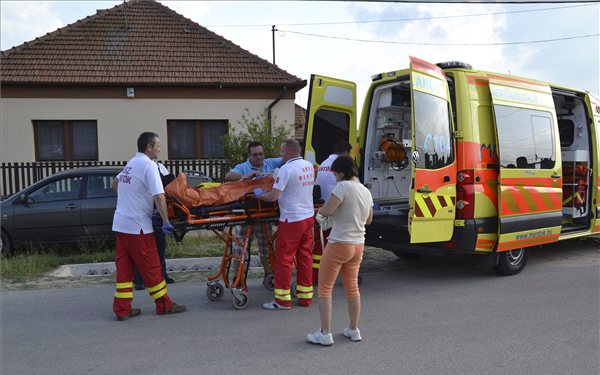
164;172;274;208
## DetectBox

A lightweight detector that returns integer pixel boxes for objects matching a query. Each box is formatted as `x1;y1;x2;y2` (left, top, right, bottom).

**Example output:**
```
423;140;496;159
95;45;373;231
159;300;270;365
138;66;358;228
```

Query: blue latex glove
162;222;175;234
253;188;265;197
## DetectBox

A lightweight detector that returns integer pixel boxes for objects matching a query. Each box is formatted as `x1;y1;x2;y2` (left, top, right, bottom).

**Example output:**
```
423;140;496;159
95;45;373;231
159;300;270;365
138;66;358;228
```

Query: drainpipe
267;86;287;136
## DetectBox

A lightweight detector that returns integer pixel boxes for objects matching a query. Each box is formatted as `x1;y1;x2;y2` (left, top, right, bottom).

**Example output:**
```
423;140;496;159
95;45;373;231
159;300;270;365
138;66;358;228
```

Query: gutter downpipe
267;86;287;136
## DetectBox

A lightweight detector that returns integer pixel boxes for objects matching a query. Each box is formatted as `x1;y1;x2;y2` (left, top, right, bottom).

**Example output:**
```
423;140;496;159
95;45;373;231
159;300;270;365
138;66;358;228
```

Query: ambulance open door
304;75;357;166
489;78;563;250
584;93;600;235
408;57;457;243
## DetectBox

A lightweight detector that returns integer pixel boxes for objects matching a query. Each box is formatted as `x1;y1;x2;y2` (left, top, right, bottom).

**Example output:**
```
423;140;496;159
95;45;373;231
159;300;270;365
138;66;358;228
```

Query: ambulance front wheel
492;248;527;276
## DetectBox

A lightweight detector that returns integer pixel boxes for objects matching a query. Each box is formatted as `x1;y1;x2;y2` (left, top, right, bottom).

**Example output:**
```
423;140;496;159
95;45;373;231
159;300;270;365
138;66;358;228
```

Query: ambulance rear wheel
492;248;527;276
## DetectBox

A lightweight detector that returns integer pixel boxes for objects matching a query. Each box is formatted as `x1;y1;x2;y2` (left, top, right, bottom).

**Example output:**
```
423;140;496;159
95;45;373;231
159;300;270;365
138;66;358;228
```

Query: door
408;56;457;243
584;93;600;234
81;174;118;241
304;75;357;165
13;175;84;244
490;77;563;250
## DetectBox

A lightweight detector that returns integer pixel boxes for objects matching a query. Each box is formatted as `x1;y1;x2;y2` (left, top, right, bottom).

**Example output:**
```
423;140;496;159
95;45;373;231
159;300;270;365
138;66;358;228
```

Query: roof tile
1;0;305;89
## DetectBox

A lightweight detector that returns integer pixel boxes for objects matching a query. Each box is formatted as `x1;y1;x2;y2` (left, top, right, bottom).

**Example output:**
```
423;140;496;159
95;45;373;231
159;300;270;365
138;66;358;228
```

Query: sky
2;0;599;115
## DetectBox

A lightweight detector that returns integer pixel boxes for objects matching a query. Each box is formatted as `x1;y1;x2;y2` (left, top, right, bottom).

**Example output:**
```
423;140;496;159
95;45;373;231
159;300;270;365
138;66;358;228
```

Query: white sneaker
307;329;334;346
262;300;291;310
343;327;362;342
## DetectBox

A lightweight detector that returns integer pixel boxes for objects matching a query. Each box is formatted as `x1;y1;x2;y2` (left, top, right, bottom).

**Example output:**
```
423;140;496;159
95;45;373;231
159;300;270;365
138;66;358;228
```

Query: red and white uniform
112;152;173;318
272;157;315;307
312;154;339;283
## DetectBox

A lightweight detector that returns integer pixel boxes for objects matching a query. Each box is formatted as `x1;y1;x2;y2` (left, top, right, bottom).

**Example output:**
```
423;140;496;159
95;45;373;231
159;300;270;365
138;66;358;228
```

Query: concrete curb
49;256;263;277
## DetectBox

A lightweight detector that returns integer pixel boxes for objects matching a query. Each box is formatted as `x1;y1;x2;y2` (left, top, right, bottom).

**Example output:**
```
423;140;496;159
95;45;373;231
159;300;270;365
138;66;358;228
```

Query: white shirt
272;157;314;223
314;154;338;202
112;153;164;234
328;180;374;244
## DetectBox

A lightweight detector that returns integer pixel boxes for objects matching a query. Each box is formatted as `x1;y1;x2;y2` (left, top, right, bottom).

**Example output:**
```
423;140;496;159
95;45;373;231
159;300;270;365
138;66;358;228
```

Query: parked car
1;167;122;254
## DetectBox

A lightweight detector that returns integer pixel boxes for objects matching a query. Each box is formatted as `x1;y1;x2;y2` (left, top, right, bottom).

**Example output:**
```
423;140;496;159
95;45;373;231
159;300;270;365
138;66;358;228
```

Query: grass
0;233;227;282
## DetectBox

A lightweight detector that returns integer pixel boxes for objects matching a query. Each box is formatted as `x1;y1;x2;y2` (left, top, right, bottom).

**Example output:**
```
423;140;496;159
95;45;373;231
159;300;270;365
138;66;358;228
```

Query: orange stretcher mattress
164;173;274;208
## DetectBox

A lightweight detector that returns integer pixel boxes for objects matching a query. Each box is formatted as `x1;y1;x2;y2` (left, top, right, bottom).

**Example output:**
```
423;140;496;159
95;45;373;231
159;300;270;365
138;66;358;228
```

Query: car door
304;74;357;166
408;56;457;243
12;175;84;244
489;77;563;250
81;173;118;241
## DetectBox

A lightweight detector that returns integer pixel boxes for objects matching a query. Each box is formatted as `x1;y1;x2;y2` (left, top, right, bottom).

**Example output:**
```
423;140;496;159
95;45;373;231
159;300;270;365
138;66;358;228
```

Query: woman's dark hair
330;155;359;180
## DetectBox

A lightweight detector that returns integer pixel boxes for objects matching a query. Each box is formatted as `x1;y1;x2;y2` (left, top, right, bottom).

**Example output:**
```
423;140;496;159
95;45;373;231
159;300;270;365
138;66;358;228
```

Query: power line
278;30;599;46
205;3;598;27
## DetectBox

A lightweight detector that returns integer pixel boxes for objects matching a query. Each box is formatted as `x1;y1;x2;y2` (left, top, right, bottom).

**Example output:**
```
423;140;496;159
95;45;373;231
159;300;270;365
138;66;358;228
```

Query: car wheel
1;231;12;255
492;247;527;276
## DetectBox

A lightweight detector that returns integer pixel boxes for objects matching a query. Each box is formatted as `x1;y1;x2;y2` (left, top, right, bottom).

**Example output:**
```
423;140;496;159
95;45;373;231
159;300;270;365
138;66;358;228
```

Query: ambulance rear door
304;75;357;166
408;57;457;243
489;77;563;250
585;93;600;234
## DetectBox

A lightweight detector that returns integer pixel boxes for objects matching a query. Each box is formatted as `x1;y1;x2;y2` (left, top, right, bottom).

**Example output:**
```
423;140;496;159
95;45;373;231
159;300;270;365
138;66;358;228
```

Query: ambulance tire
391;250;421;260
492;248;527;276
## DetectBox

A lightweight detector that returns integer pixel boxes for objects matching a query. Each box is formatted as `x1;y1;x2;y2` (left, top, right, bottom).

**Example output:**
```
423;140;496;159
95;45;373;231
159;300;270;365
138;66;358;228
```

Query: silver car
1;167;122;254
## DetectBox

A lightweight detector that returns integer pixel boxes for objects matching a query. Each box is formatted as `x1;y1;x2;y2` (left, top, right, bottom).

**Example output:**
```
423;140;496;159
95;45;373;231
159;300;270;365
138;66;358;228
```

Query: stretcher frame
166;193;279;309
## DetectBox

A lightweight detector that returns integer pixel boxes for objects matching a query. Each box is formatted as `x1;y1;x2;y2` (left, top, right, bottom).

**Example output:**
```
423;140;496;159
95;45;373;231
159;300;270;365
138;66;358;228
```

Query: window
168;120;228;159
310;109;350;164
33;120;98;161
494;105;555;169
413;91;454;169
28;176;83;202
86;175;117;198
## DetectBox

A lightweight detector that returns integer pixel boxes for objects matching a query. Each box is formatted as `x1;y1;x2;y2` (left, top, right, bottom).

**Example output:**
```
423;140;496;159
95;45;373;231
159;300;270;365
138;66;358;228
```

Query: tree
222;108;293;166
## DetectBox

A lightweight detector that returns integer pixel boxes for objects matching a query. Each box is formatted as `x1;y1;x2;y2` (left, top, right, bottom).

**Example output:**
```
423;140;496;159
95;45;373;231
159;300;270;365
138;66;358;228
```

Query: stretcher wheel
206;282;224;301
263;273;275;291
290;280;297;298
231;290;249;310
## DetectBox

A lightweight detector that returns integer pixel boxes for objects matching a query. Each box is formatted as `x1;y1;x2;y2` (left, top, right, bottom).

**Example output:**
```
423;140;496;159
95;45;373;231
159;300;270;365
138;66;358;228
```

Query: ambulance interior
363;78;413;216
553;92;593;232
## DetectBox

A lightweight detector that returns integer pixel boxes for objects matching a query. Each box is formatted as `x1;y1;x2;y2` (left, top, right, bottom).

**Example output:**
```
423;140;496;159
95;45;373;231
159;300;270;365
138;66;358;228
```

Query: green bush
222;108;293;166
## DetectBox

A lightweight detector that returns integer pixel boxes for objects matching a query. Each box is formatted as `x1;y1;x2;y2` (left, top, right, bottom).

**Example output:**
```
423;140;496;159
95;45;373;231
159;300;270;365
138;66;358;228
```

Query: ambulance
304;56;600;275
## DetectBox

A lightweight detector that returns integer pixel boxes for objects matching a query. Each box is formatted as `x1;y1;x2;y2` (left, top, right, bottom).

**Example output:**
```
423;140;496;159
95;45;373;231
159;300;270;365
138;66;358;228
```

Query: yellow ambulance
304;56;600;275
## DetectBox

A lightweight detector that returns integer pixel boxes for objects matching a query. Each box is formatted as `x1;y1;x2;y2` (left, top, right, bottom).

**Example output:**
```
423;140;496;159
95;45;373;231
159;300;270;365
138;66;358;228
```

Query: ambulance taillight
456;170;475;219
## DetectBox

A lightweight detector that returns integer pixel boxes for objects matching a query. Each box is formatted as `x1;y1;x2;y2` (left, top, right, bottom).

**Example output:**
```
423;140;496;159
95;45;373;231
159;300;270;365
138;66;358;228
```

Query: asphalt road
1;240;598;375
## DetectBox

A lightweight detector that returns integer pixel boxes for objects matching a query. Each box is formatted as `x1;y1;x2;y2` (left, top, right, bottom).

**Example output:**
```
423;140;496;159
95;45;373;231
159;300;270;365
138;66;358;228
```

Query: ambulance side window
494;105;555;169
311;109;350;164
413;91;453;169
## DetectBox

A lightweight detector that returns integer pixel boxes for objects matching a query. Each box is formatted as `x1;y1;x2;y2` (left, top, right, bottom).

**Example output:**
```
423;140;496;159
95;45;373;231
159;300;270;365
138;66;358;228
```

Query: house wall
0;97;296;162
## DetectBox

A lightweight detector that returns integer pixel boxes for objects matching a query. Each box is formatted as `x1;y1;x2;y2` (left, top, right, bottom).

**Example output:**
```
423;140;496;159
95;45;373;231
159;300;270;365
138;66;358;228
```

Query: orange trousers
317;242;364;299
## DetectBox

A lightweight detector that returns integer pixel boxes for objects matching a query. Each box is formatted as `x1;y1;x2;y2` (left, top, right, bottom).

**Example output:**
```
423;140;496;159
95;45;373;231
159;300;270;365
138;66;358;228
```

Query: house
0;0;306;163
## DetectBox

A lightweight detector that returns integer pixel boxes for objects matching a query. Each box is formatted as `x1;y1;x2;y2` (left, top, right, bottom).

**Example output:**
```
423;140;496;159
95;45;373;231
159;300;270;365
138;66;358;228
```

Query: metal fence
0;159;230;198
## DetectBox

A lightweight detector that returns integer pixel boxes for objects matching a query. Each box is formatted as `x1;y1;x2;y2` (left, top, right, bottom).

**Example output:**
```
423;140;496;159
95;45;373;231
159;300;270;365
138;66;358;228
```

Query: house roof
0;0;306;89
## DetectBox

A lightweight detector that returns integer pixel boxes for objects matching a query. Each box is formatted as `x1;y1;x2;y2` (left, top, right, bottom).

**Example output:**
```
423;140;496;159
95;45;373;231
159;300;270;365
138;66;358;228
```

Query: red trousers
312;226;331;284
113;232;173;318
273;217;314;307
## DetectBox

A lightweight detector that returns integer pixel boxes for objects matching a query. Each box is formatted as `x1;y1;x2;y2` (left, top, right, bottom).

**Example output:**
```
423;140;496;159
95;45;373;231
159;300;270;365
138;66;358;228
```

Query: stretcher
164;173;323;310
167;193;279;310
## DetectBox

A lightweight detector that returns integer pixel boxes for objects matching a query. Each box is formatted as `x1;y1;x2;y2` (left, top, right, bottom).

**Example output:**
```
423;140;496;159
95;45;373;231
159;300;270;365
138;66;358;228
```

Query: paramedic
133;161;175;290
254;139;315;310
224;141;283;287
312;139;352;284
307;156;373;346
111;132;186;320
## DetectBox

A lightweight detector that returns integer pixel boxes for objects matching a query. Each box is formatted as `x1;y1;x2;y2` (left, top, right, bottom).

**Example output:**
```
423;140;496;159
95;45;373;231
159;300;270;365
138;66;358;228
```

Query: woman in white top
307;156;373;346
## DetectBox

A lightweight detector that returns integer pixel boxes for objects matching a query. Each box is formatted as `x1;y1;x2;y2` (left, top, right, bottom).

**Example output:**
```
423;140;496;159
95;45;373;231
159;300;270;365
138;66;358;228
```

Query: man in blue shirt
225;141;283;288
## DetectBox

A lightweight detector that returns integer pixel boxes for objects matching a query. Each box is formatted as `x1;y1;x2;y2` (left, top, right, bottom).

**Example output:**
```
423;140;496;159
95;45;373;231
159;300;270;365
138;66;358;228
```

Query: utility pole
272;25;276;64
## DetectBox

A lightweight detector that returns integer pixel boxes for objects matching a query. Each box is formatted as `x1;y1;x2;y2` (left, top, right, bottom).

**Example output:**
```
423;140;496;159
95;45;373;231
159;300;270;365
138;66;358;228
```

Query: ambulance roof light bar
436;61;472;70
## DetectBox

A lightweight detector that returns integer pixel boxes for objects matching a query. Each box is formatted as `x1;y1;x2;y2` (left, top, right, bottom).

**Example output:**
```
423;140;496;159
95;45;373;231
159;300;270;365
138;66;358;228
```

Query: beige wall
0;98;296;162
